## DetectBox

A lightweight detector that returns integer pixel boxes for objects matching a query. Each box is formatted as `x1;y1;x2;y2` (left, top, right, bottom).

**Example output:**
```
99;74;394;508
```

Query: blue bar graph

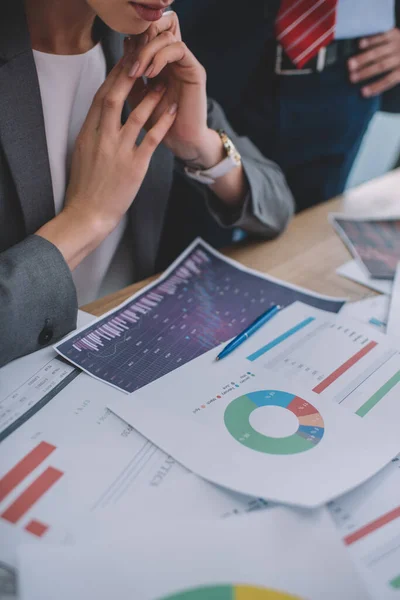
247;317;315;362
369;317;386;329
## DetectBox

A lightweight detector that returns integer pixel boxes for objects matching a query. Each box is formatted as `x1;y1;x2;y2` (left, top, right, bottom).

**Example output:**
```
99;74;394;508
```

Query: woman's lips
129;2;167;21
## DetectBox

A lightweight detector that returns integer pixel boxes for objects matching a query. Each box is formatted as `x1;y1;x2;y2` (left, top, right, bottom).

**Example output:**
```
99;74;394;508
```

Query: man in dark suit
175;0;400;212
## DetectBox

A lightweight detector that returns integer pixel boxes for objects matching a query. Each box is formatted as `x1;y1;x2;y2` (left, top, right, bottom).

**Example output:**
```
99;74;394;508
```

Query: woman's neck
24;0;96;54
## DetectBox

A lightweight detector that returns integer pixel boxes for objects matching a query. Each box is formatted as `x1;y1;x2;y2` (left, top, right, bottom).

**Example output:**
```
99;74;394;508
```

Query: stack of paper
3;238;400;600
18;509;367;600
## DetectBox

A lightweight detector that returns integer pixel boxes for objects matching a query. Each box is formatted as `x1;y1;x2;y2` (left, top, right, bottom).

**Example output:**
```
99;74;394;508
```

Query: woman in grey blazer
0;0;294;367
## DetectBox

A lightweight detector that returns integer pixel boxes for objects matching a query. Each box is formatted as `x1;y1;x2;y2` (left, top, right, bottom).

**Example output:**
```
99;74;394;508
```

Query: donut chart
224;390;324;455
160;584;301;599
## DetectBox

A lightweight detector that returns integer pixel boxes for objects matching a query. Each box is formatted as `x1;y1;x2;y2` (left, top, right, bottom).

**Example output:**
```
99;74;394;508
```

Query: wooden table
84;169;400;317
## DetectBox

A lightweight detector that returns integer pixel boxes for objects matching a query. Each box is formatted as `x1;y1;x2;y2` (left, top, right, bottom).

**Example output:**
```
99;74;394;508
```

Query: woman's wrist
179;129;248;209
178;129;225;170
36;205;113;271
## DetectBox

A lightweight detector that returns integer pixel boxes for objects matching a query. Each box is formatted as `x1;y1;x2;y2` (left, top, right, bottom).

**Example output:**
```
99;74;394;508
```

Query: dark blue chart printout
56;239;345;393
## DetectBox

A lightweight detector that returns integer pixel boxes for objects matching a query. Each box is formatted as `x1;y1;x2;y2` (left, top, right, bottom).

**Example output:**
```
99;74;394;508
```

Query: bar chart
329;456;400;599
246;318;315;362
344;505;400;547
0;441;63;538
333;351;400;418
249;317;380;394
245;310;400;420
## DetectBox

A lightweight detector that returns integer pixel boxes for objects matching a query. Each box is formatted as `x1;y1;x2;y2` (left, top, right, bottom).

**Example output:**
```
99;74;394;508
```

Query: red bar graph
344;505;400;546
25;519;49;537
1;467;63;524
0;441;56;503
313;341;378;394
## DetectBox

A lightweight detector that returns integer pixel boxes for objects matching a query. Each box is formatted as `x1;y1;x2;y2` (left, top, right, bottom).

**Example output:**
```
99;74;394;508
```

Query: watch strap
184;154;239;185
183;130;242;185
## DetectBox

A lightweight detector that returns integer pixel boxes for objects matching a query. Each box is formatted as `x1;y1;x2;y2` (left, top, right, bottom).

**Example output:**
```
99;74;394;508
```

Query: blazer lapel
0;0;54;235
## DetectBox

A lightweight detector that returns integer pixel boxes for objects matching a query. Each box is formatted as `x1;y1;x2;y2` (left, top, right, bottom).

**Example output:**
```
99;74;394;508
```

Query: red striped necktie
276;0;338;69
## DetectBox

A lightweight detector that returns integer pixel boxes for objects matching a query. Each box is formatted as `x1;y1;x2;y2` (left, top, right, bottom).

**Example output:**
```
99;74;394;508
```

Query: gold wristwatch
184;129;242;185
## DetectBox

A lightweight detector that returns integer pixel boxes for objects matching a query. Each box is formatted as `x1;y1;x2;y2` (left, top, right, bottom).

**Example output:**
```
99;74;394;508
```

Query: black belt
275;38;360;75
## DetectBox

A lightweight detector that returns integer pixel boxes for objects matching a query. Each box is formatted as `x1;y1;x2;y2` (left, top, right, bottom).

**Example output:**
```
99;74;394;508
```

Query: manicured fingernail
350;73;358;82
145;65;154;77
169;103;178;115
359;39;368;49
362;87;371;97
348;59;357;70
153;82;165;92
129;61;140;77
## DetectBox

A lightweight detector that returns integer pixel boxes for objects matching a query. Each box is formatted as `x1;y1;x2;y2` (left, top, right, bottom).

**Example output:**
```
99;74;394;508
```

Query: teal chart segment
224;391;325;455
246;318;315;362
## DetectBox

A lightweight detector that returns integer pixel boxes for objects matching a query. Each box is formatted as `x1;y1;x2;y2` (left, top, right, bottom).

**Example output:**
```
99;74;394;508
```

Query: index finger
81;56;126;133
359;31;392;50
98;56;143;135
146;10;182;42
348;43;393;71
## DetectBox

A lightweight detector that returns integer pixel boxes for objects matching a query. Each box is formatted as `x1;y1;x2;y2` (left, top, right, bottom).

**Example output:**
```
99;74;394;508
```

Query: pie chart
161;585;301;599
224;390;324;455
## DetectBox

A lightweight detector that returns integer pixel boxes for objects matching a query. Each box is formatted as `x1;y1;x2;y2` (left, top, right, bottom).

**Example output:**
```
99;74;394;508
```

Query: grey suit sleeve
0;235;77;367
179;98;295;237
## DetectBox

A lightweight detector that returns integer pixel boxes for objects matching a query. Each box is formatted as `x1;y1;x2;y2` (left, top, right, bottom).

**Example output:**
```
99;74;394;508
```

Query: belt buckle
275;45;327;76
316;47;328;72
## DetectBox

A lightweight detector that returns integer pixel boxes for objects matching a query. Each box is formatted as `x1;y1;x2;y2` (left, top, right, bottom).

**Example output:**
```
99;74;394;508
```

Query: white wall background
346;112;400;189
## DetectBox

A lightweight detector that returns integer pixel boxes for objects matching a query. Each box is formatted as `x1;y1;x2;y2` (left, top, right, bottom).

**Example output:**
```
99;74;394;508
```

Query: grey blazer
0;0;294;367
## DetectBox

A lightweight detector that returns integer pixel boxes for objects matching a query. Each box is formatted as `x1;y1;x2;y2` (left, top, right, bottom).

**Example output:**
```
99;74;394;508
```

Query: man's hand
348;28;400;97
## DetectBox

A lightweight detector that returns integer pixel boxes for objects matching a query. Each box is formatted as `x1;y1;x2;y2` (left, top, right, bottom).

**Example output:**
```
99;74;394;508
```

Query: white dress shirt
335;0;396;39
33;44;133;306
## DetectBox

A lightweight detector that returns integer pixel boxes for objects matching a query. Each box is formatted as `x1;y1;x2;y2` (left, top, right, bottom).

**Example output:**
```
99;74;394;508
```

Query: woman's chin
99;14;150;36
121;20;150;35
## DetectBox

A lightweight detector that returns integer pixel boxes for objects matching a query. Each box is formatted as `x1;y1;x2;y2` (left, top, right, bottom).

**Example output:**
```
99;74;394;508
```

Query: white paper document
0;310;93;441
340;295;390;332
387;262;400;336
109;302;400;507
0;317;269;578
330;455;400;599
337;260;393;295
18;508;367;600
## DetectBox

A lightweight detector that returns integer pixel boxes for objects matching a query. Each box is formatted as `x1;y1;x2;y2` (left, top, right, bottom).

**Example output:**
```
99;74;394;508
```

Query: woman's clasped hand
55;11;228;270
65;51;178;236
123;11;222;166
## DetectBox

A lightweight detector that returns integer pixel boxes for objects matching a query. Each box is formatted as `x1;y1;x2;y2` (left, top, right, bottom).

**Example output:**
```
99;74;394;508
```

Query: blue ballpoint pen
216;304;281;361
